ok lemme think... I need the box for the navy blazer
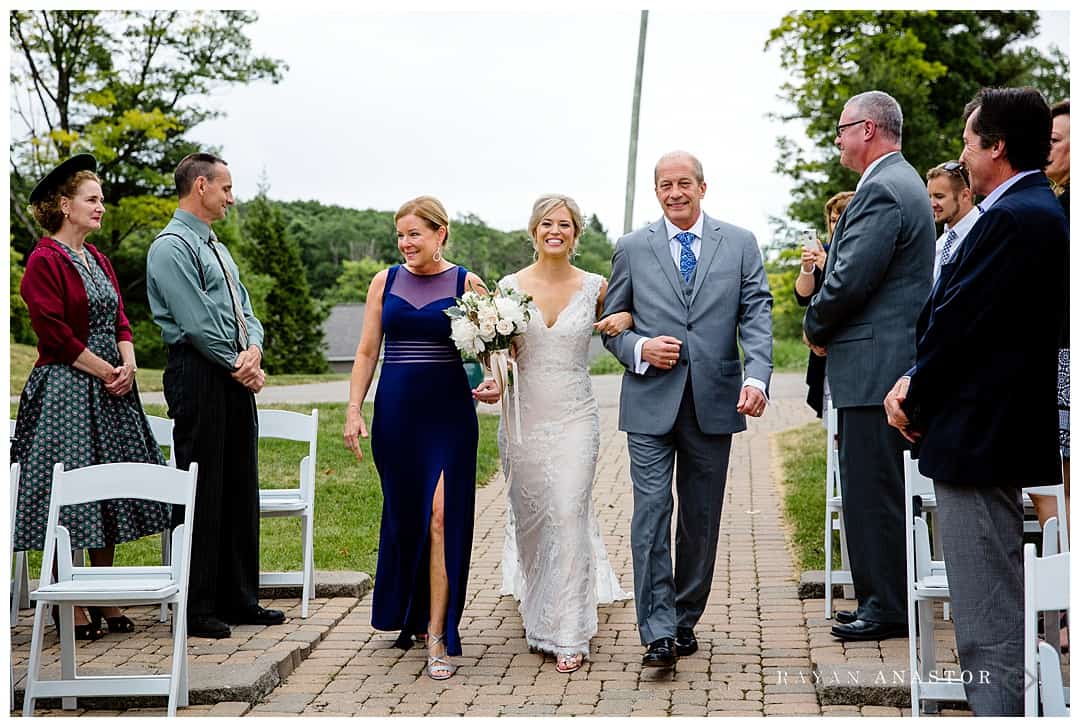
[903,172,1067,486]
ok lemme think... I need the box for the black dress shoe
[675,627,698,656]
[642,637,677,668]
[830,619,905,642]
[188,615,231,639]
[223,605,286,626]
[833,610,858,625]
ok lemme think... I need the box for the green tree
[575,214,615,278]
[325,257,387,305]
[766,10,1070,228]
[10,248,35,345]
[10,10,285,351]
[240,193,327,374]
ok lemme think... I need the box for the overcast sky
[192,8,1070,246]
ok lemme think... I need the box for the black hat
[29,153,98,205]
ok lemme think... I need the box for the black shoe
[642,637,677,668]
[52,605,105,641]
[830,619,905,642]
[675,627,698,657]
[89,607,136,634]
[833,610,858,625]
[223,605,286,626]
[188,615,231,639]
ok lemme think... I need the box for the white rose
[514,319,528,334]
[451,318,479,349]
[495,319,514,336]
[493,296,525,325]
[479,321,496,339]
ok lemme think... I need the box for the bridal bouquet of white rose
[445,285,532,442]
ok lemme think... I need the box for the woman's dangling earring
[433,245,443,263]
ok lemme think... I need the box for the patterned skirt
[11,364,170,551]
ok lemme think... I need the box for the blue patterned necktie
[940,228,958,267]
[675,231,697,283]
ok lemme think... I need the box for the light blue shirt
[976,169,1041,212]
[146,210,264,370]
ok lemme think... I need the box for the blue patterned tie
[940,228,958,267]
[675,231,697,283]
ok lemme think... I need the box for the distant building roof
[323,303,365,361]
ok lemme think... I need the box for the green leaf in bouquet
[445,306,464,318]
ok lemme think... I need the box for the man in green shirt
[147,152,284,639]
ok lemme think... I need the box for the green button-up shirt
[146,209,264,370]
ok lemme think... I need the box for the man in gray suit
[803,91,935,641]
[602,151,773,667]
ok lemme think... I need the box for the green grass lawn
[14,402,501,577]
[9,343,347,396]
[776,422,831,571]
[773,337,810,373]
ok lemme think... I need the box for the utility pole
[623,10,648,234]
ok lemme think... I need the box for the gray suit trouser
[837,405,908,623]
[933,481,1025,716]
[627,379,732,645]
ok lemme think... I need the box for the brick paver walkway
[242,375,828,717]
[16,373,949,716]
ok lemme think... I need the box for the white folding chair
[903,452,965,715]
[257,408,319,618]
[10,422,31,624]
[1023,484,1069,554]
[147,415,177,623]
[823,404,854,617]
[23,461,198,717]
[1023,543,1070,716]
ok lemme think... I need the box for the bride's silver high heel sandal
[426,631,456,680]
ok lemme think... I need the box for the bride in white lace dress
[497,194,633,673]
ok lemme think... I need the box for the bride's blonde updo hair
[528,194,584,258]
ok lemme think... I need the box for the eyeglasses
[939,161,970,188]
[835,119,868,136]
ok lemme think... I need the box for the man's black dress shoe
[642,638,677,668]
[188,615,231,639]
[833,610,858,625]
[223,605,286,626]
[830,619,905,641]
[675,627,698,657]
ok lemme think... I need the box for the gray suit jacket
[602,214,773,435]
[804,152,935,408]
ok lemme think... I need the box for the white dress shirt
[630,213,767,397]
[932,206,982,283]
[856,151,899,191]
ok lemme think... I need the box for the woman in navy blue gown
[344,196,501,680]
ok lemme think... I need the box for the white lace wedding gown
[497,271,632,658]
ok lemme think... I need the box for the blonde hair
[823,190,855,237]
[528,194,584,257]
[395,195,450,245]
[30,170,101,234]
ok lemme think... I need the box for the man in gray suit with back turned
[602,151,773,668]
[803,91,935,641]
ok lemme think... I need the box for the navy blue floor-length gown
[370,264,478,656]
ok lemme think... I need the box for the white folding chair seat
[904,452,965,715]
[257,408,319,618]
[1024,544,1071,716]
[147,414,177,623]
[22,461,198,717]
[823,404,855,617]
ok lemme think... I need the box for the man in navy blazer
[885,87,1067,716]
